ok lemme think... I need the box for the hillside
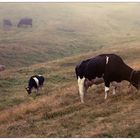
[0,3,140,137]
[0,43,140,137]
[0,3,140,67]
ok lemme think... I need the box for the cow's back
[85,55,106,80]
[35,75,44,85]
[75,55,106,80]
[75,53,127,81]
[102,54,129,82]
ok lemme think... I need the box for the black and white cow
[75,54,140,103]
[25,75,44,95]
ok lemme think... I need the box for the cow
[3,19,12,27]
[75,54,140,103]
[17,18,32,27]
[25,75,44,95]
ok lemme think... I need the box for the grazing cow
[75,54,140,103]
[17,18,32,27]
[3,19,12,27]
[25,75,44,95]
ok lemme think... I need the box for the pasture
[0,3,140,137]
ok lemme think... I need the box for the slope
[0,3,140,67]
[0,43,139,137]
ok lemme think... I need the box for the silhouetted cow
[17,18,32,27]
[75,54,140,103]
[3,19,12,28]
[25,75,44,95]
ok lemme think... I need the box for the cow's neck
[123,65,133,82]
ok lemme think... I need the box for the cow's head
[25,87,31,94]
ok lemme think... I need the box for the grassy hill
[0,3,140,137]
[0,43,140,137]
[0,3,140,67]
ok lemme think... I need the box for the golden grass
[0,44,140,137]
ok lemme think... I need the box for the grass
[0,44,140,137]
[101,124,140,138]
[33,67,48,75]
[0,3,140,138]
[42,105,83,120]
[1,3,140,68]
[0,43,139,137]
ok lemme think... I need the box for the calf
[75,54,140,103]
[25,75,44,95]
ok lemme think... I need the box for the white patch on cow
[105,86,109,92]
[105,86,109,99]
[33,77,39,87]
[38,74,42,77]
[106,56,109,64]
[78,76,86,103]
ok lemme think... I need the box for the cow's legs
[40,85,43,92]
[105,86,109,99]
[104,81,110,99]
[111,81,118,95]
[112,87,116,95]
[36,88,40,95]
[78,76,86,103]
[84,79,91,91]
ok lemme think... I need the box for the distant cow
[0,65,6,72]
[25,75,44,95]
[75,54,140,103]
[17,18,32,27]
[3,19,12,28]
